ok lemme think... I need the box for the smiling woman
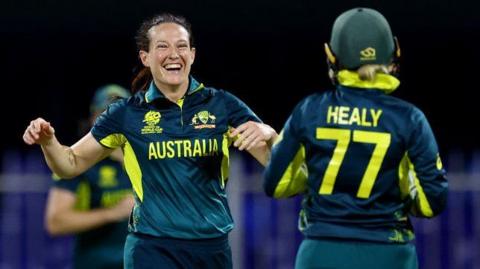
[22,12,277,269]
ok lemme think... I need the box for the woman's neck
[154,80,188,103]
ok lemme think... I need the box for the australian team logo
[191,110,216,129]
[141,111,163,134]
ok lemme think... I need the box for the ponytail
[131,67,152,93]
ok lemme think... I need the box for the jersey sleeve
[263,99,308,198]
[406,108,448,218]
[90,100,127,149]
[51,174,81,193]
[222,91,262,127]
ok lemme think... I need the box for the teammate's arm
[264,114,308,198]
[23,118,112,178]
[407,109,448,217]
[45,187,134,235]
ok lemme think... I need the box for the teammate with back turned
[263,7,448,269]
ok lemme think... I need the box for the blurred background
[1,0,479,268]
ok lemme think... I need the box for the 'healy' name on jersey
[148,138,220,160]
[327,105,382,127]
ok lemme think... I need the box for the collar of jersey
[145,76,205,103]
[337,70,400,94]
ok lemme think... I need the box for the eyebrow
[154,39,188,43]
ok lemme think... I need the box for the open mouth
[163,63,182,73]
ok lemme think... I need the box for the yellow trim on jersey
[99,133,127,148]
[176,97,184,109]
[220,132,233,189]
[272,129,284,147]
[188,83,205,95]
[410,168,434,217]
[337,70,400,94]
[403,154,434,217]
[100,134,143,201]
[75,181,91,210]
[123,140,144,201]
[398,153,410,199]
[52,173,61,181]
[273,133,308,198]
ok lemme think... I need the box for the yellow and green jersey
[264,81,448,243]
[53,157,131,268]
[91,77,260,239]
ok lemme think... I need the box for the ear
[139,50,150,67]
[190,47,196,65]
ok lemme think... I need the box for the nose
[168,48,180,59]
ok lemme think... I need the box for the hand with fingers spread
[229,121,277,151]
[23,117,55,146]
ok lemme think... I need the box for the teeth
[164,63,181,69]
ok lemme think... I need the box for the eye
[156,43,168,49]
[177,43,189,50]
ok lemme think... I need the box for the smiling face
[139,23,195,93]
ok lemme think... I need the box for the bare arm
[23,118,112,178]
[45,187,134,235]
[230,121,278,166]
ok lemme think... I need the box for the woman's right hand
[23,117,55,146]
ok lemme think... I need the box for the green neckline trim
[188,83,204,95]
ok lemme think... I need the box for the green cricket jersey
[91,77,260,239]
[264,73,448,243]
[53,157,131,269]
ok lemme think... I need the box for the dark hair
[131,13,194,93]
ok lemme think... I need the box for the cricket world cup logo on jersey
[191,110,216,129]
[141,111,163,134]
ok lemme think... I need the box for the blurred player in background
[264,7,448,269]
[45,84,134,269]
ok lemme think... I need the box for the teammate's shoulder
[296,89,334,109]
[384,94,422,113]
[307,89,335,101]
[381,94,429,124]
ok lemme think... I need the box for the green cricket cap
[330,7,395,69]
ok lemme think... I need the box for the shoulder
[103,94,144,116]
[381,94,425,120]
[294,90,332,114]
[205,87,235,99]
[201,86,246,105]
[105,96,130,112]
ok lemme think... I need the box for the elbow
[45,216,67,236]
[45,222,61,236]
[412,184,448,218]
[431,189,448,217]
[264,185,274,197]
[262,172,275,197]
